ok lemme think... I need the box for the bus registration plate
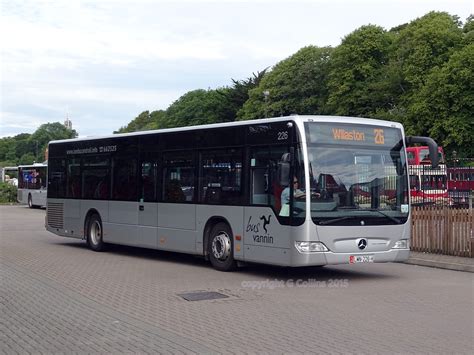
[350,255,374,263]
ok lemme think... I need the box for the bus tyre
[87,214,105,252]
[208,222,236,272]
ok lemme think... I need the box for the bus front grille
[47,202,64,229]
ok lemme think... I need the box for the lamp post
[263,90,270,118]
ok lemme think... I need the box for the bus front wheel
[87,214,105,252]
[208,222,236,272]
[28,194,34,208]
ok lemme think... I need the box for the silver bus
[45,115,438,271]
[18,163,47,208]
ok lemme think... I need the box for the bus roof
[49,115,405,145]
[18,162,48,168]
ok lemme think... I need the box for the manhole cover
[178,291,229,301]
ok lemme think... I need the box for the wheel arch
[83,208,101,239]
[202,216,232,259]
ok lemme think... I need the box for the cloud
[1,0,472,138]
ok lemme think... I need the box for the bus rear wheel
[87,214,105,251]
[208,222,236,272]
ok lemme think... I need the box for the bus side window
[162,151,194,203]
[140,161,157,202]
[112,157,137,201]
[199,148,243,205]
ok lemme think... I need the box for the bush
[0,182,17,203]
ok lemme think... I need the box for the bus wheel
[28,194,34,208]
[87,214,105,251]
[208,222,236,271]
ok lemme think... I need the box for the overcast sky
[1,0,472,138]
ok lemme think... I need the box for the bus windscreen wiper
[318,216,361,226]
[368,209,402,224]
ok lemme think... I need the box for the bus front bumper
[290,249,410,267]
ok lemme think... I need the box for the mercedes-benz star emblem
[357,238,368,250]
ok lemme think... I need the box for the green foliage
[238,46,333,120]
[409,44,474,157]
[391,12,463,90]
[326,26,391,117]
[114,110,166,133]
[163,89,231,127]
[0,122,77,165]
[30,123,78,159]
[463,15,474,44]
[0,182,17,203]
[217,70,268,122]
[118,11,472,158]
[386,12,467,146]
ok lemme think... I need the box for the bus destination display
[305,122,402,147]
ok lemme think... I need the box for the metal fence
[408,160,473,208]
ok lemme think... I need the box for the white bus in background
[1,166,18,185]
[18,163,47,208]
[45,116,439,271]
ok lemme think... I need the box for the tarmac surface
[1,205,473,354]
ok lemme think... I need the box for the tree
[114,110,166,133]
[463,15,474,44]
[29,123,77,162]
[391,12,463,91]
[384,12,463,126]
[117,71,268,133]
[216,69,268,122]
[409,44,474,157]
[238,46,333,120]
[163,89,234,128]
[0,134,33,166]
[19,153,36,165]
[326,25,392,117]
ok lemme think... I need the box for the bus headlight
[295,241,329,253]
[393,239,409,249]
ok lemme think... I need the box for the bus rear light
[295,241,328,253]
[235,235,242,241]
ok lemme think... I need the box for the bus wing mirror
[278,153,292,186]
[405,136,440,168]
[278,162,290,186]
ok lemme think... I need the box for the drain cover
[178,291,229,301]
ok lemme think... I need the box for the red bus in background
[406,146,445,165]
[407,146,449,205]
[407,146,473,206]
[447,167,474,206]
[408,164,449,205]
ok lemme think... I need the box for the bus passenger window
[163,151,194,203]
[140,161,157,202]
[199,149,243,205]
[112,158,137,201]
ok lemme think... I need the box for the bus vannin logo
[260,215,271,233]
[357,238,368,250]
[246,215,274,244]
